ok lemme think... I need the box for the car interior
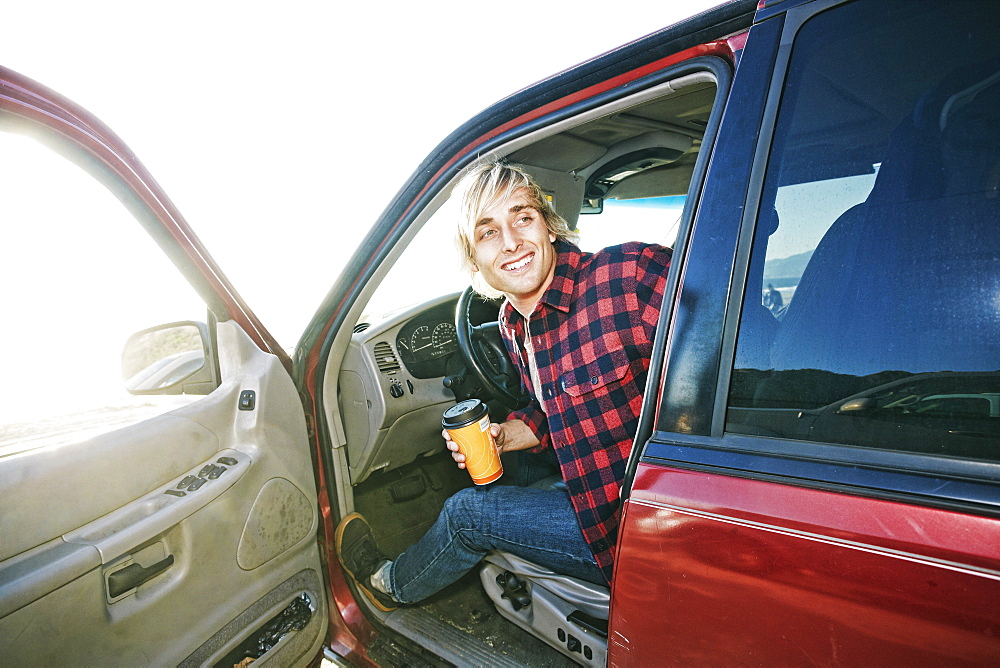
[323,69,720,665]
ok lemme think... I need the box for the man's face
[471,187,558,315]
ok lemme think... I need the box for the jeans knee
[442,487,495,549]
[442,487,482,528]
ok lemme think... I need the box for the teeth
[504,255,532,271]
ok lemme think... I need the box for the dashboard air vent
[354,322,371,333]
[373,341,400,374]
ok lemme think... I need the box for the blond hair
[455,160,577,298]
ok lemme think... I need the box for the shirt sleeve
[507,401,552,451]
[634,244,672,339]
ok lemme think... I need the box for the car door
[0,67,332,665]
[613,0,1000,664]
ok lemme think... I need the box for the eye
[478,228,497,241]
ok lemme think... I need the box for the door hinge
[304,412,316,439]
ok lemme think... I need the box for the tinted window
[727,0,1000,460]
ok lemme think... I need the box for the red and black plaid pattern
[501,240,670,582]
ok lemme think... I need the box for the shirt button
[591,375,599,385]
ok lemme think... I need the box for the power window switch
[239,390,256,411]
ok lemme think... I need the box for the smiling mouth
[502,254,533,272]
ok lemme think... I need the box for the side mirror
[837,397,874,414]
[121,321,219,395]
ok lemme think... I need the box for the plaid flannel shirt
[501,240,671,582]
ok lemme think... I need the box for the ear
[549,233,557,244]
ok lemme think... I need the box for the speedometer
[431,322,457,355]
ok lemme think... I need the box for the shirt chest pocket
[560,348,631,397]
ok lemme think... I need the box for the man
[763,282,783,314]
[336,161,671,611]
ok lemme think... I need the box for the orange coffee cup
[442,399,503,485]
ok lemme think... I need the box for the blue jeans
[387,485,605,604]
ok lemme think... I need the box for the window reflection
[727,0,1000,461]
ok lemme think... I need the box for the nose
[499,224,521,253]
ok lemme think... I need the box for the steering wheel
[455,286,527,408]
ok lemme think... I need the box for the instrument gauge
[431,322,457,355]
[409,325,432,355]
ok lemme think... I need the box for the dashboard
[394,302,459,378]
[337,293,506,484]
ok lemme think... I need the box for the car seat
[479,476,610,666]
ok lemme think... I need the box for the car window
[0,131,208,454]
[576,196,684,252]
[362,195,468,319]
[727,0,1000,460]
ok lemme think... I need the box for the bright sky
[2,0,722,347]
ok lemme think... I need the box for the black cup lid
[442,399,487,427]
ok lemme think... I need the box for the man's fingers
[442,431,467,468]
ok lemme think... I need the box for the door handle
[107,554,174,598]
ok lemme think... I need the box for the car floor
[354,452,576,667]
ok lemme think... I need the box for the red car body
[616,467,999,664]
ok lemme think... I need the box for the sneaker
[335,513,398,612]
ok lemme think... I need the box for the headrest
[870,58,999,204]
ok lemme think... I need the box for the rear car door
[613,0,1000,663]
[0,68,329,664]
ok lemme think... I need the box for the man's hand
[442,419,540,469]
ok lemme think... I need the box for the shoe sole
[335,512,398,613]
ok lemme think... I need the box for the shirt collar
[501,240,583,329]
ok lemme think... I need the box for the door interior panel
[0,413,219,564]
[0,321,327,664]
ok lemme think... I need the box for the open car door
[0,67,331,665]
